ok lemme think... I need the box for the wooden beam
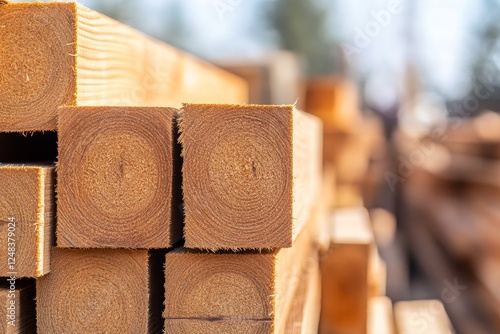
[164,205,321,333]
[37,249,161,333]
[305,77,361,134]
[284,252,321,334]
[179,104,322,249]
[367,297,395,334]
[320,208,374,334]
[0,3,247,132]
[0,164,53,277]
[0,281,36,334]
[164,319,272,333]
[394,300,455,334]
[56,106,182,248]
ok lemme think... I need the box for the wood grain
[37,249,156,334]
[0,3,247,132]
[56,106,181,248]
[394,300,455,334]
[0,165,54,277]
[164,204,322,333]
[319,208,374,334]
[165,319,272,334]
[180,104,322,249]
[0,280,36,334]
[283,252,320,334]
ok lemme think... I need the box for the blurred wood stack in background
[397,111,500,334]
[217,51,305,109]
[305,77,388,209]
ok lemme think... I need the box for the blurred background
[21,0,500,332]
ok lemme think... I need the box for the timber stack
[397,112,500,333]
[0,2,325,333]
[0,2,458,334]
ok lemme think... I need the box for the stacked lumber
[0,2,249,333]
[396,111,500,333]
[319,207,457,334]
[305,77,387,208]
[319,207,391,334]
[165,104,324,332]
[0,3,405,334]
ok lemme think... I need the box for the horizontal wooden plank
[0,3,247,131]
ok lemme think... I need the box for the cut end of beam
[37,248,150,333]
[164,249,276,321]
[180,103,322,250]
[57,106,181,248]
[180,104,294,249]
[0,3,77,131]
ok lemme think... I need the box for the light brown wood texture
[284,251,321,334]
[164,205,321,333]
[367,297,395,334]
[37,248,160,334]
[394,300,454,334]
[320,208,374,334]
[305,77,361,134]
[0,165,53,277]
[180,104,322,249]
[56,106,181,248]
[0,281,36,334]
[0,3,247,132]
[165,319,272,334]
